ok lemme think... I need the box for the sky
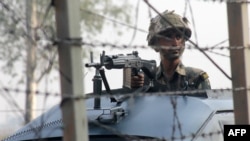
[0,0,244,138]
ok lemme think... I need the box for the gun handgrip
[131,68,140,76]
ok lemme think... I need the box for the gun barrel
[85,63,101,68]
[104,58,125,69]
[85,51,156,79]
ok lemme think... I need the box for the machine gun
[86,51,156,78]
[85,51,157,108]
[103,51,156,81]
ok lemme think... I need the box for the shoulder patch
[200,72,209,80]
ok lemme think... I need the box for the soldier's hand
[131,73,145,88]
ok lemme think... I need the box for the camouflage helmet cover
[147,10,192,45]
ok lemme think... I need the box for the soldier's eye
[159,29,185,40]
[175,34,183,40]
[165,33,172,39]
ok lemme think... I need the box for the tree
[0,0,132,124]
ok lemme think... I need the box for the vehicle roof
[3,90,234,141]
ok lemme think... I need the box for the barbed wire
[0,81,25,119]
[2,85,250,100]
[0,87,60,97]
[3,110,225,141]
[52,38,248,51]
[143,0,232,81]
[89,119,223,141]
[0,109,48,113]
[4,116,223,141]
[80,8,148,34]
[71,0,231,62]
[1,0,249,140]
[2,85,228,141]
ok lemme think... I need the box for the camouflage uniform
[152,62,211,91]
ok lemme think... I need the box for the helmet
[147,10,192,46]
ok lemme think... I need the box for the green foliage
[0,0,132,85]
[80,0,132,38]
[0,0,26,80]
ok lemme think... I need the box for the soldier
[131,10,211,91]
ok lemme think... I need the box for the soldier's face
[156,31,185,61]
